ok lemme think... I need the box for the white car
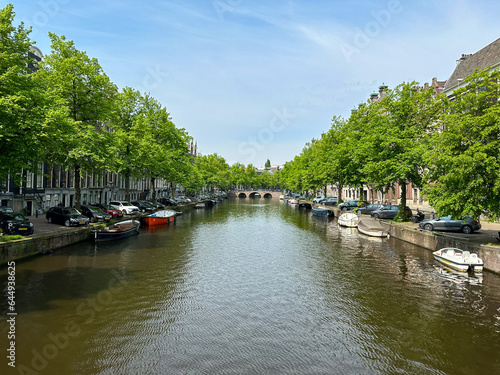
[109,201,140,215]
[312,195,327,203]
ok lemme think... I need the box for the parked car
[159,198,178,206]
[419,215,481,234]
[0,212,34,235]
[312,195,326,203]
[318,197,338,206]
[80,205,112,223]
[0,206,14,214]
[370,205,412,220]
[338,200,366,211]
[46,207,90,227]
[148,201,165,210]
[93,204,124,219]
[357,204,384,215]
[109,201,140,215]
[131,200,156,213]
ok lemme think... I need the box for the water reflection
[1,199,500,374]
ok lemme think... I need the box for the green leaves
[0,5,44,180]
[423,69,500,219]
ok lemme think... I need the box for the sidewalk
[399,219,500,246]
[27,215,83,236]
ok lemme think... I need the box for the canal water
[2,199,500,374]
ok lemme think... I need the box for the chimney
[456,53,472,65]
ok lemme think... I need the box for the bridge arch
[233,190,282,199]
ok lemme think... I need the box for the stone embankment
[0,202,197,265]
[347,209,500,274]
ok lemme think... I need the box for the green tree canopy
[424,68,500,220]
[0,5,45,180]
[36,32,117,208]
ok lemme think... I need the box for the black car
[370,205,413,220]
[0,212,34,235]
[338,200,367,211]
[80,205,112,223]
[318,197,338,206]
[131,200,156,213]
[46,207,90,227]
[149,201,165,210]
[357,204,384,215]
[159,198,178,206]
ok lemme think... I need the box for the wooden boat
[141,210,176,226]
[311,206,334,217]
[433,247,483,273]
[338,212,358,228]
[357,219,388,237]
[94,219,140,242]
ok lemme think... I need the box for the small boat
[289,198,298,204]
[296,202,312,209]
[94,219,140,242]
[141,210,176,226]
[311,206,334,217]
[433,247,483,273]
[195,202,205,208]
[338,212,358,227]
[357,219,388,237]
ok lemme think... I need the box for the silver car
[419,215,481,234]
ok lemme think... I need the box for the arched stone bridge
[233,190,282,199]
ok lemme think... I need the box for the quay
[2,201,500,274]
[0,202,197,265]
[341,210,500,274]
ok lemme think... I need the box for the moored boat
[338,212,358,228]
[297,202,312,209]
[94,219,140,242]
[357,219,388,237]
[311,206,334,217]
[433,247,483,273]
[141,210,176,226]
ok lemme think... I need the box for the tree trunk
[338,184,343,203]
[125,171,130,202]
[151,177,156,201]
[399,180,408,220]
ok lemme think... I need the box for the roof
[444,37,500,92]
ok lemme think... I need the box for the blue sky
[9,0,500,166]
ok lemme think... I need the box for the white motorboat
[433,247,483,273]
[357,219,388,237]
[338,212,358,228]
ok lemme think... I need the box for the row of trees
[2,4,283,205]
[280,69,500,221]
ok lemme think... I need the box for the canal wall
[383,221,500,274]
[0,204,198,265]
[0,226,92,264]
